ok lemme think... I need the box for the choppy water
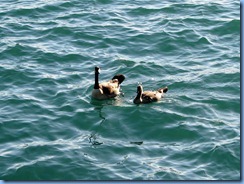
[0,0,240,180]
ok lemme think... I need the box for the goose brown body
[92,66,125,100]
[133,84,168,104]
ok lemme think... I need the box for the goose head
[95,66,100,74]
[137,84,143,95]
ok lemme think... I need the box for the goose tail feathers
[157,86,168,93]
[112,74,125,84]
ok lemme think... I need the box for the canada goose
[133,84,168,104]
[92,66,125,100]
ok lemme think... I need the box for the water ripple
[0,0,240,180]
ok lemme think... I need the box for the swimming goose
[92,66,125,100]
[133,84,168,104]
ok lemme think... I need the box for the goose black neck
[135,90,142,100]
[94,72,99,89]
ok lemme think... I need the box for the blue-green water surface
[0,0,240,180]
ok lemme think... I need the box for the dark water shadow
[88,94,140,147]
[88,97,120,146]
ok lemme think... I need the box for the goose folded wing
[99,82,118,95]
[142,91,158,102]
